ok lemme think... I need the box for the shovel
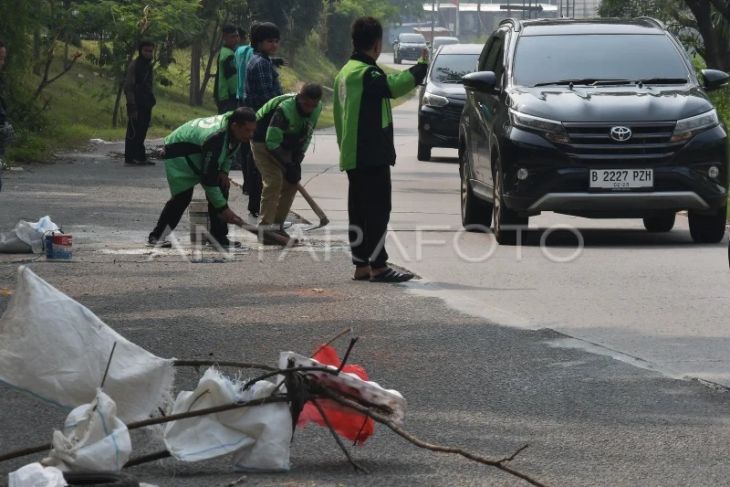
[229,175,330,232]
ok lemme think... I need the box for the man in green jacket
[333,17,428,283]
[214,25,240,114]
[147,108,256,248]
[251,84,322,244]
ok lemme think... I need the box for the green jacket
[163,112,241,210]
[334,52,427,171]
[253,94,322,163]
[214,46,237,103]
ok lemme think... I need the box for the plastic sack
[0,216,59,254]
[8,463,67,487]
[0,266,175,422]
[43,390,132,472]
[164,368,292,472]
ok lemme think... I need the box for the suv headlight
[672,109,720,142]
[423,92,449,108]
[509,108,569,144]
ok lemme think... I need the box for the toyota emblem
[610,126,632,142]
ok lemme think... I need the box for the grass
[6,35,420,163]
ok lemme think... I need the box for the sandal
[352,274,370,281]
[369,268,415,283]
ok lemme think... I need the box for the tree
[75,0,200,125]
[324,0,399,65]
[247,0,323,63]
[599,0,730,71]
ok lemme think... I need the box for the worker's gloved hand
[271,57,287,68]
[219,207,244,226]
[128,105,138,121]
[284,163,301,184]
[419,48,429,63]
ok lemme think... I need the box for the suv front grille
[562,121,680,165]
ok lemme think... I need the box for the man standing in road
[124,40,156,166]
[147,108,256,249]
[214,25,240,114]
[0,40,11,192]
[251,83,323,245]
[244,22,283,219]
[334,17,428,283]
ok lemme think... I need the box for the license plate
[590,169,653,190]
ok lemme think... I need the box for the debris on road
[0,266,175,423]
[0,267,545,486]
[43,390,132,472]
[164,368,292,471]
[8,462,67,487]
[0,217,59,254]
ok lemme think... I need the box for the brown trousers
[251,142,298,226]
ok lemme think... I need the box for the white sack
[0,266,175,422]
[0,217,59,254]
[43,390,132,472]
[164,368,292,472]
[8,463,67,487]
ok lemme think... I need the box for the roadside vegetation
[0,0,423,162]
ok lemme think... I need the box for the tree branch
[318,386,544,487]
[311,399,369,473]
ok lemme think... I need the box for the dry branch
[317,386,545,487]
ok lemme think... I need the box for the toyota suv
[459,18,729,244]
[393,33,428,64]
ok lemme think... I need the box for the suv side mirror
[461,71,498,93]
[702,69,729,92]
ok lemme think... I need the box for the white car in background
[431,36,459,54]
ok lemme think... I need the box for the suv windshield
[431,53,479,83]
[513,34,690,87]
[400,34,425,43]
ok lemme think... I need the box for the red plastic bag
[296,345,375,445]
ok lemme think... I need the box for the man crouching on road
[251,83,323,246]
[147,107,256,248]
[334,17,428,283]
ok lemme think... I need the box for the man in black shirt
[124,41,156,166]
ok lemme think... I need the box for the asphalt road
[299,56,730,389]
[1,57,730,485]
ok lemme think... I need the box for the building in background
[558,0,602,18]
[413,1,603,42]
[421,2,560,40]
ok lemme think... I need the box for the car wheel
[643,213,676,233]
[493,160,528,245]
[460,159,492,231]
[417,139,431,161]
[689,207,727,243]
[63,472,139,487]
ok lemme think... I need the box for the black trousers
[244,146,262,215]
[150,184,230,243]
[124,104,152,162]
[347,165,392,269]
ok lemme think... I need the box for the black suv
[393,33,427,64]
[418,43,481,161]
[459,18,729,244]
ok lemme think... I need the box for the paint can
[45,232,73,260]
[189,199,209,244]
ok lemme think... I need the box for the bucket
[45,232,73,260]
[189,199,210,244]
